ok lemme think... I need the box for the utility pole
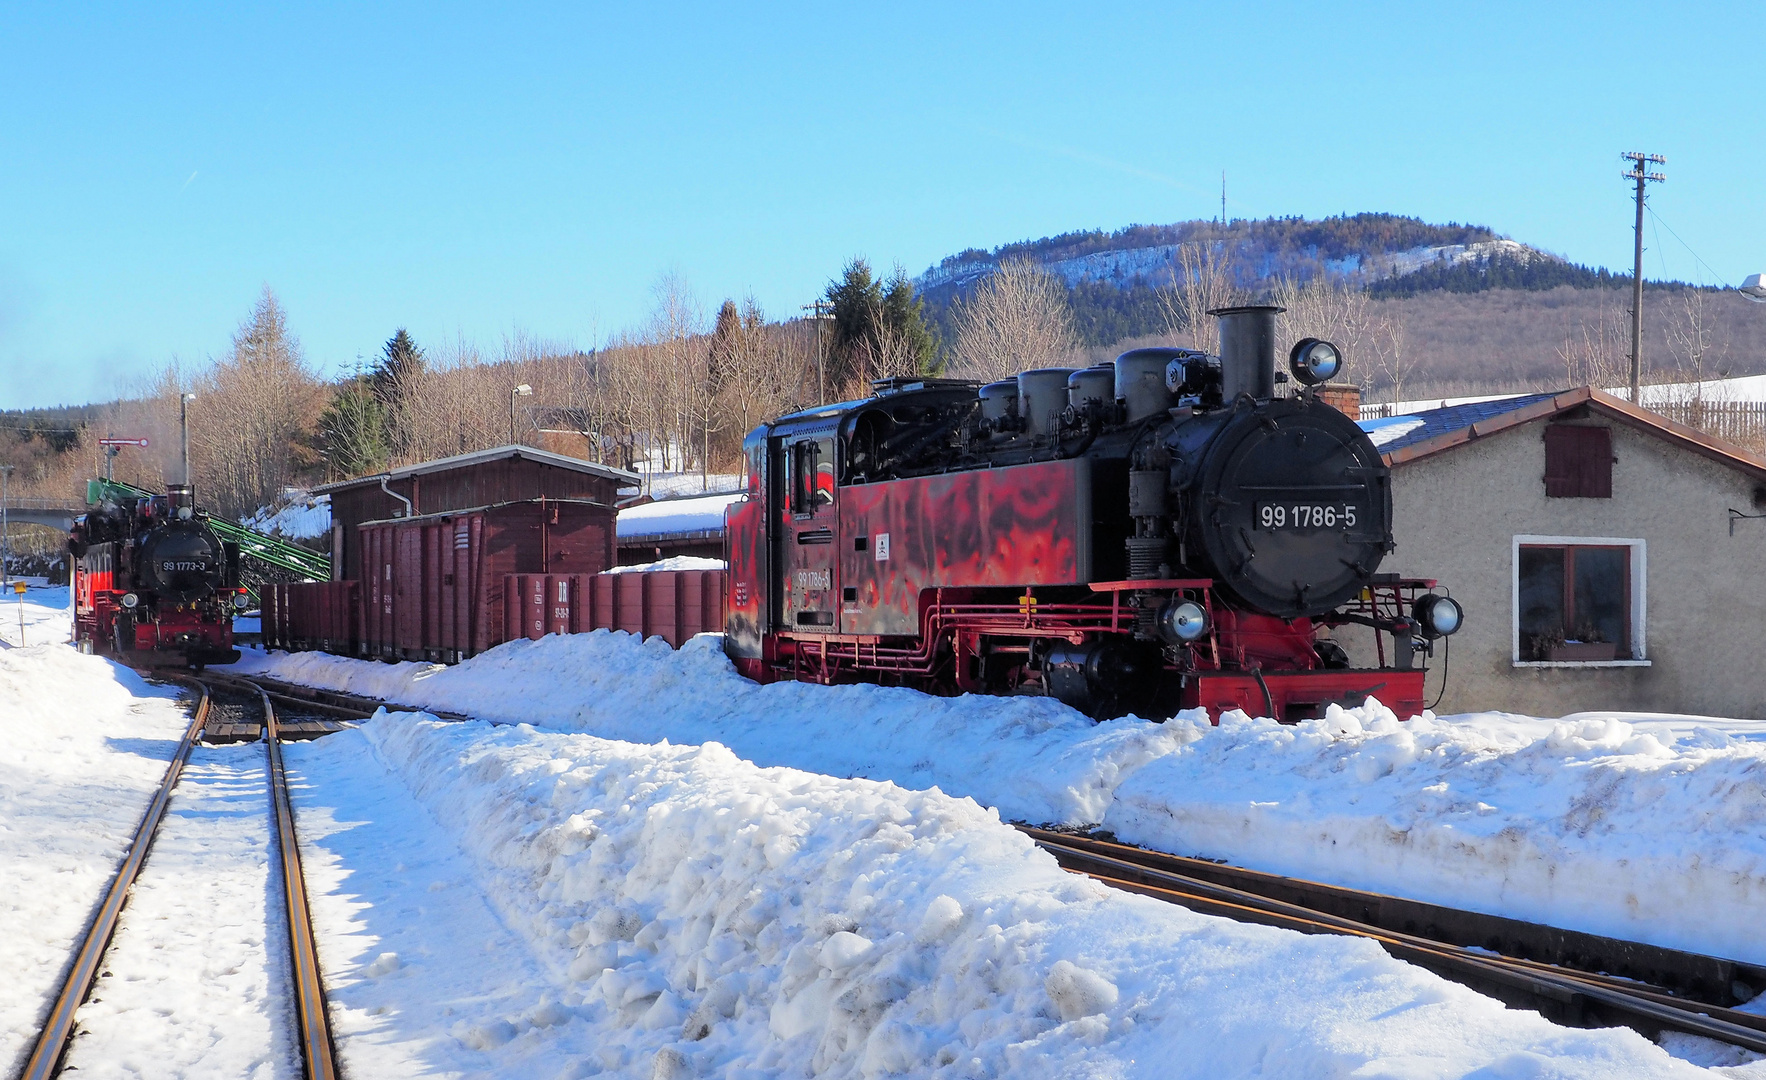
[1622,152,1665,403]
[0,464,13,586]
[1221,171,1227,226]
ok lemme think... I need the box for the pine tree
[315,376,389,480]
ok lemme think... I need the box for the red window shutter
[1543,425,1612,498]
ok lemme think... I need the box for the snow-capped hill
[1378,237,1547,278]
[916,230,1554,294]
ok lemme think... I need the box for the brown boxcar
[503,569,724,648]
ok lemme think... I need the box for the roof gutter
[380,476,413,518]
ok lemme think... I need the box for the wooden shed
[316,445,640,583]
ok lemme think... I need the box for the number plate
[1256,503,1359,530]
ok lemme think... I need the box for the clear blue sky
[1,2,1760,409]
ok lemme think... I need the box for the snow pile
[0,646,191,1072]
[232,632,1187,826]
[301,711,1695,1078]
[1106,704,1766,966]
[618,492,745,540]
[241,491,331,540]
[234,631,1766,974]
[605,555,726,574]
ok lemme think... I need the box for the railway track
[1023,826,1766,1054]
[15,675,349,1080]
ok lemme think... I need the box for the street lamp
[1741,274,1766,304]
[179,392,197,487]
[509,384,533,444]
[800,300,833,405]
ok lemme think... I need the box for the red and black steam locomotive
[724,305,1463,720]
[70,483,246,668]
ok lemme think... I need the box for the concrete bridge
[3,497,82,532]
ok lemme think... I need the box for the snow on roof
[1357,393,1557,456]
[617,491,745,539]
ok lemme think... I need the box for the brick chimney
[1317,384,1362,418]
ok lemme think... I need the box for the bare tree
[189,288,323,516]
[946,258,1082,382]
[1366,316,1415,405]
[1554,295,1630,393]
[1157,242,1239,354]
[1268,276,1377,388]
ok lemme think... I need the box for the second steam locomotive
[70,482,246,668]
[724,305,1462,720]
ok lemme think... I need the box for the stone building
[1345,387,1766,719]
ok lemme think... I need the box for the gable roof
[1376,386,1766,482]
[314,444,640,494]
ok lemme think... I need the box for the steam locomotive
[70,483,246,668]
[724,305,1463,720]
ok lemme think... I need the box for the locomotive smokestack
[1211,305,1284,402]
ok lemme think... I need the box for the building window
[1543,425,1612,498]
[1512,536,1646,665]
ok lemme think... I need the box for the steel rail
[256,686,340,1080]
[1030,834,1766,1053]
[16,682,209,1080]
[1020,826,1766,1002]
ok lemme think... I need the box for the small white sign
[875,533,890,562]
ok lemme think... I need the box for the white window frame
[1511,535,1650,668]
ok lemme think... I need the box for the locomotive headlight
[232,592,251,610]
[1412,594,1464,639]
[1288,338,1343,385]
[121,592,139,609]
[1160,599,1210,644]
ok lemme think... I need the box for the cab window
[791,439,835,514]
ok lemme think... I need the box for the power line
[1645,205,1726,287]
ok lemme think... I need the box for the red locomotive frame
[725,428,1438,722]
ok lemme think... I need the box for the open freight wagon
[261,496,725,660]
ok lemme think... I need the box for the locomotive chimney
[1211,305,1284,402]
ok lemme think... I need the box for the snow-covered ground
[227,632,1766,976]
[242,491,331,541]
[0,646,193,1073]
[5,601,1764,1075]
[0,578,69,649]
[61,742,301,1079]
[274,710,1713,1078]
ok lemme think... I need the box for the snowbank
[297,711,1697,1078]
[231,632,1766,971]
[231,632,1186,826]
[605,555,726,574]
[1106,704,1766,967]
[0,646,192,1072]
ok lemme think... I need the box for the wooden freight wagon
[504,569,725,647]
[361,498,615,661]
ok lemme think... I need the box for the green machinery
[85,479,331,598]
